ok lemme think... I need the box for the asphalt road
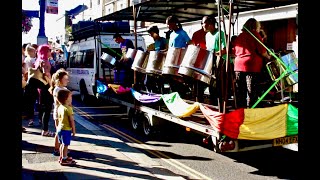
[72,94,299,180]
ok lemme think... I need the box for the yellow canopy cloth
[238,104,289,140]
[161,92,199,118]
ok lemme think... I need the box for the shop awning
[94,0,298,23]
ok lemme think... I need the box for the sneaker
[52,150,60,156]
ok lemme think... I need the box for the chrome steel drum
[131,50,149,73]
[145,51,166,75]
[280,52,298,86]
[266,59,298,92]
[125,48,137,60]
[100,52,117,66]
[178,45,214,84]
[162,47,187,76]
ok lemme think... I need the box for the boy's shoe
[58,156,74,163]
[59,157,76,166]
[52,150,60,156]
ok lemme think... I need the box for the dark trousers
[24,78,53,131]
[166,75,192,98]
[145,74,164,94]
[38,85,53,131]
[234,72,260,108]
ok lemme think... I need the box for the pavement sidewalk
[22,112,186,180]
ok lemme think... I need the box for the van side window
[75,51,84,67]
[69,51,77,68]
[69,49,94,68]
[83,49,94,68]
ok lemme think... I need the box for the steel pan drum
[266,59,298,92]
[178,45,214,84]
[145,51,166,75]
[131,50,149,73]
[100,52,117,66]
[162,47,187,76]
[125,48,137,60]
[280,52,298,86]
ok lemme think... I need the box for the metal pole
[133,4,137,86]
[37,0,48,45]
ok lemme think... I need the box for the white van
[66,33,146,102]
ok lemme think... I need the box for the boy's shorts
[57,130,72,146]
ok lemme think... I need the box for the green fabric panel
[286,104,298,136]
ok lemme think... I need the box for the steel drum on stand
[131,50,149,73]
[100,52,117,67]
[145,51,166,75]
[162,47,187,77]
[125,48,138,60]
[178,45,214,84]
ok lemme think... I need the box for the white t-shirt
[53,86,68,120]
[24,57,36,69]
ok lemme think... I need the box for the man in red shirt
[234,18,271,108]
[191,27,207,49]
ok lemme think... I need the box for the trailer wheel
[128,108,140,130]
[211,136,222,153]
[142,113,152,136]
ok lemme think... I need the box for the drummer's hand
[119,57,128,62]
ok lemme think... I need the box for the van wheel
[80,80,88,103]
[142,113,152,136]
[128,108,140,130]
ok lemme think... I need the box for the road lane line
[74,106,212,180]
[73,107,94,120]
[101,124,212,180]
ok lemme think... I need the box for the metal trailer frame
[96,92,298,152]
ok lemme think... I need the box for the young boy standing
[56,89,76,166]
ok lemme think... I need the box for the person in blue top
[113,33,135,87]
[166,15,192,48]
[147,26,168,52]
[165,15,193,97]
[145,26,168,93]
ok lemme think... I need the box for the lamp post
[37,0,48,45]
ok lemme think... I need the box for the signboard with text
[46,0,58,14]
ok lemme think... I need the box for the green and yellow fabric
[161,92,200,118]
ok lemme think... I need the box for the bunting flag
[108,84,131,94]
[96,80,108,94]
[199,104,244,139]
[104,86,298,140]
[161,92,199,118]
[130,89,162,103]
[200,103,298,140]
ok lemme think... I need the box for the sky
[22,0,86,44]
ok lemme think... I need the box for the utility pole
[37,0,48,45]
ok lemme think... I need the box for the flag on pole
[46,0,58,14]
